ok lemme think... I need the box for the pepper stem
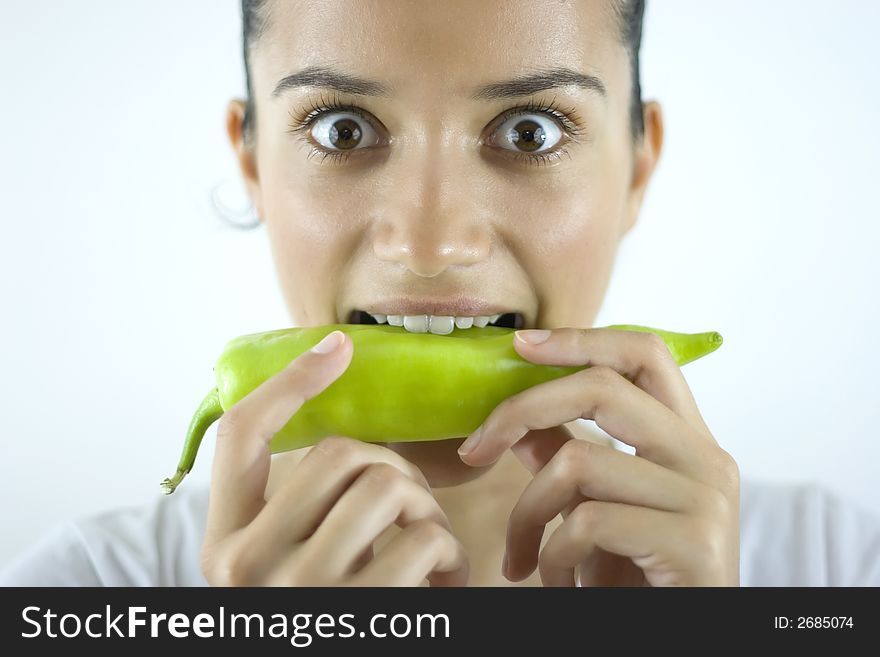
[160,386,224,495]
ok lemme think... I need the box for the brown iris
[329,118,362,150]
[506,119,546,152]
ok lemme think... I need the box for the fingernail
[502,552,509,579]
[515,329,551,345]
[457,427,482,456]
[310,330,344,354]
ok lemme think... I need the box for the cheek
[263,163,366,244]
[259,167,368,322]
[503,171,627,327]
[506,168,625,268]
[526,191,620,301]
[522,192,618,257]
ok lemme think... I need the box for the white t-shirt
[1,477,878,586]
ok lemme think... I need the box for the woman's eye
[490,113,564,154]
[309,112,381,151]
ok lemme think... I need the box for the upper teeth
[369,313,503,335]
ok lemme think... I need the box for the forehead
[254,0,625,98]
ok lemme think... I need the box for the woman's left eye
[488,113,565,155]
[308,112,381,152]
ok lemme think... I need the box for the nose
[371,140,492,278]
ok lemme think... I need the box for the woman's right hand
[200,330,469,587]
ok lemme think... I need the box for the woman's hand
[457,327,739,587]
[201,331,469,587]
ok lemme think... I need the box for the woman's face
[228,0,662,484]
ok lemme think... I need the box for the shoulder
[0,484,211,587]
[740,478,880,586]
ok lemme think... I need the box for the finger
[461,364,709,480]
[206,330,353,542]
[537,500,690,587]
[509,425,574,476]
[513,327,711,434]
[248,436,432,549]
[505,440,702,581]
[509,426,591,522]
[200,525,285,586]
[225,446,436,586]
[349,520,469,587]
[351,543,375,572]
[301,462,453,578]
[540,547,645,587]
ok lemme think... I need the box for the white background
[1,0,878,567]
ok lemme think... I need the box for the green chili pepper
[160,324,723,494]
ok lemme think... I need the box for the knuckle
[362,462,409,494]
[641,332,672,362]
[276,572,304,587]
[370,443,429,488]
[720,450,741,488]
[199,544,216,580]
[311,435,360,463]
[710,448,741,494]
[406,462,432,491]
[308,439,430,492]
[696,484,730,519]
[686,519,727,574]
[275,560,314,587]
[569,500,600,535]
[550,439,592,480]
[216,405,245,440]
[204,546,254,587]
[584,364,617,388]
[408,519,449,547]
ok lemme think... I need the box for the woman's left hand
[457,327,740,587]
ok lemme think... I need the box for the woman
[3,0,878,587]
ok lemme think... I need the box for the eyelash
[286,90,587,167]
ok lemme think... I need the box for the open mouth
[348,310,526,334]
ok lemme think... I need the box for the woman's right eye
[307,112,382,152]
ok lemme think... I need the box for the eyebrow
[472,67,607,100]
[272,65,392,98]
[272,65,606,100]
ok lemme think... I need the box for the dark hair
[614,0,646,140]
[240,0,645,147]
[240,0,271,149]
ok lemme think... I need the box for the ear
[620,100,664,237]
[226,98,264,220]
